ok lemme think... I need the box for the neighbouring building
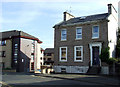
[53,4,118,74]
[118,1,120,28]
[44,48,54,65]
[0,30,42,73]
[40,48,44,66]
[41,48,54,74]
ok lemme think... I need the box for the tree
[116,27,120,58]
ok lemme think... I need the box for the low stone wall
[54,66,89,74]
[100,66,109,75]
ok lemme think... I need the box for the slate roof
[54,13,109,27]
[44,48,54,54]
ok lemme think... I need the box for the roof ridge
[75,13,108,18]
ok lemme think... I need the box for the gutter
[54,19,108,28]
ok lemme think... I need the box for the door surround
[89,42,102,66]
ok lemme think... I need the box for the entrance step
[86,66,101,75]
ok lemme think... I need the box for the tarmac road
[1,72,120,87]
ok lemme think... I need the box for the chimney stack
[63,12,74,21]
[108,4,112,14]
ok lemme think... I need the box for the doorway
[92,46,100,66]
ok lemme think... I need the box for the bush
[99,47,110,63]
[3,67,11,70]
[108,58,118,64]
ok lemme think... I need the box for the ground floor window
[59,47,67,61]
[61,68,66,73]
[0,51,6,57]
[74,46,83,62]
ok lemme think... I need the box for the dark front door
[92,47,100,66]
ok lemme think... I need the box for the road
[2,72,120,86]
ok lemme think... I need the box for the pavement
[35,73,120,86]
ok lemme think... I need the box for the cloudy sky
[0,0,119,49]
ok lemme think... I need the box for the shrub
[108,57,118,64]
[4,67,11,70]
[99,47,110,63]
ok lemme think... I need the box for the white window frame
[74,46,83,62]
[59,47,67,62]
[76,27,82,40]
[61,29,67,41]
[92,25,99,39]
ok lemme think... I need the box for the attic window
[79,16,86,19]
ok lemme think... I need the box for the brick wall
[54,20,108,66]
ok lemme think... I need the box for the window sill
[92,37,99,39]
[61,40,67,41]
[74,60,83,62]
[75,38,82,40]
[59,60,67,62]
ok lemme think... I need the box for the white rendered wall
[40,49,44,66]
[118,2,120,28]
[34,41,42,73]
[108,6,118,58]
[36,43,41,70]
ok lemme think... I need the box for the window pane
[14,55,17,59]
[76,58,82,60]
[61,30,66,40]
[76,51,81,56]
[61,57,66,60]
[0,41,1,45]
[62,51,66,57]
[14,49,18,55]
[76,47,81,50]
[0,52,2,56]
[93,26,98,33]
[2,41,6,46]
[61,48,66,51]
[76,28,82,39]
[62,30,66,34]
[15,44,18,48]
[93,33,98,37]
[60,47,67,61]
[77,35,82,39]
[92,26,99,38]
[75,46,83,61]
[77,28,82,34]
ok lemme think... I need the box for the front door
[92,46,100,66]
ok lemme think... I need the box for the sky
[0,0,119,49]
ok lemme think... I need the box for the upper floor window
[61,29,67,41]
[40,57,42,60]
[92,25,99,39]
[59,47,67,61]
[0,40,6,46]
[74,46,83,62]
[44,58,46,60]
[48,58,51,61]
[15,44,18,48]
[76,27,82,39]
[0,51,6,57]
[47,53,52,56]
